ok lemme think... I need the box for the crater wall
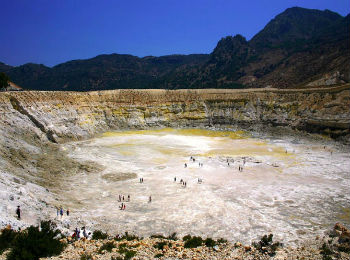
[1,85,349,144]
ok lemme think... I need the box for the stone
[244,245,251,251]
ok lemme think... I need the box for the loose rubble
[1,224,348,260]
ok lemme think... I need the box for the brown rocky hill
[1,7,349,91]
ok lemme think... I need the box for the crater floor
[56,128,349,244]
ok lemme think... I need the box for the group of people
[56,206,69,218]
[72,226,90,239]
[118,194,130,210]
[118,194,130,202]
[226,157,246,172]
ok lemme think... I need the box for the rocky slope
[1,85,349,143]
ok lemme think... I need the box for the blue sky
[0,0,348,67]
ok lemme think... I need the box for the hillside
[1,7,349,91]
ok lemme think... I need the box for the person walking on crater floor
[67,209,70,216]
[149,196,152,203]
[60,207,63,218]
[16,206,21,220]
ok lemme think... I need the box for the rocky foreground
[43,224,350,260]
[1,223,348,260]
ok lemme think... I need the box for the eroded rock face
[1,85,349,144]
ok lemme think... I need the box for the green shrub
[182,234,192,241]
[99,241,115,253]
[6,220,66,260]
[92,230,108,240]
[252,234,280,256]
[216,238,227,244]
[167,232,178,240]
[80,253,93,260]
[184,236,203,248]
[115,232,139,241]
[153,241,167,250]
[118,243,137,260]
[0,228,17,253]
[204,237,216,247]
[154,253,164,258]
[151,234,165,239]
[337,244,350,253]
[124,250,136,260]
[320,242,334,260]
[111,257,124,260]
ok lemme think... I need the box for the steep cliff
[1,85,349,144]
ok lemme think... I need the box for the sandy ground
[33,128,350,245]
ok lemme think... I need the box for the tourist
[67,209,70,216]
[174,177,176,182]
[149,196,152,202]
[16,206,21,220]
[123,204,126,210]
[74,227,79,239]
[83,227,88,238]
[119,195,121,201]
[127,195,130,201]
[120,203,124,210]
[60,207,63,218]
[122,195,125,201]
[184,163,187,168]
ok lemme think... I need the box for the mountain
[164,7,349,89]
[1,7,349,90]
[0,54,209,91]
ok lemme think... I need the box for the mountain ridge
[1,7,349,91]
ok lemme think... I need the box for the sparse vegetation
[252,233,280,256]
[0,228,17,253]
[6,220,66,260]
[167,232,178,240]
[154,253,164,258]
[114,232,140,241]
[0,72,9,91]
[99,241,116,253]
[320,242,334,260]
[80,253,93,260]
[151,232,177,240]
[204,237,216,247]
[183,235,203,248]
[92,230,108,240]
[118,243,137,260]
[216,238,227,244]
[153,241,172,250]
